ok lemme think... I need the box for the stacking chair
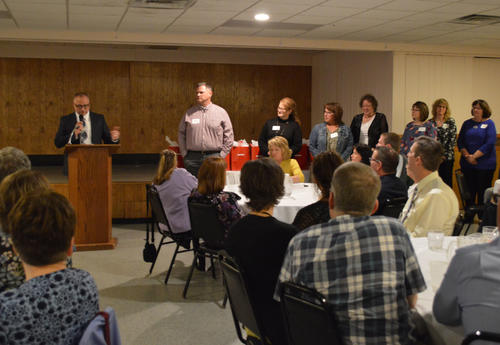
[147,184,193,285]
[381,196,408,219]
[455,169,483,234]
[462,330,500,345]
[220,255,268,345]
[279,282,342,345]
[183,201,227,299]
[79,307,121,345]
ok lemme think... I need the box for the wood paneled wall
[0,58,311,155]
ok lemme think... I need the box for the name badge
[192,119,200,124]
[418,127,426,132]
[272,125,280,131]
[442,124,448,129]
[330,132,338,138]
[481,124,488,129]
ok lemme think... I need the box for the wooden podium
[65,144,120,251]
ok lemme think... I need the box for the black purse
[143,185,157,263]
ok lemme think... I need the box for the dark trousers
[183,151,220,178]
[463,167,495,206]
[438,159,454,188]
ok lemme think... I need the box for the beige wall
[392,53,500,134]
[311,51,393,136]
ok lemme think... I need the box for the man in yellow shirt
[399,136,459,236]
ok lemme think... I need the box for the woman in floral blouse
[400,101,437,156]
[188,156,243,248]
[430,98,457,187]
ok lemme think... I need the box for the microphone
[79,114,85,127]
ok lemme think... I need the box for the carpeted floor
[72,224,240,345]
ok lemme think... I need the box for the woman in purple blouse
[189,157,243,247]
[400,101,437,156]
[153,149,198,234]
[457,99,497,206]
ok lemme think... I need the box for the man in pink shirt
[178,82,234,177]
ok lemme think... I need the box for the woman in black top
[226,158,297,345]
[350,94,388,149]
[293,151,344,231]
[258,97,302,157]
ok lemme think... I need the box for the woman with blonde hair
[268,136,304,183]
[188,157,242,246]
[429,98,457,187]
[258,97,302,158]
[153,149,197,235]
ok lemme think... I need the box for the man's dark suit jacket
[54,112,117,148]
[375,174,408,215]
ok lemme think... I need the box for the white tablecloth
[224,183,320,224]
[411,237,464,345]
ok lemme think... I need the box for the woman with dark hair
[350,94,389,149]
[0,170,50,293]
[309,102,353,161]
[350,143,372,165]
[226,158,298,345]
[153,149,197,235]
[189,157,243,245]
[293,151,344,230]
[429,98,457,187]
[258,97,302,157]
[400,101,437,156]
[457,99,497,206]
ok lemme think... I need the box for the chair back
[79,307,121,345]
[188,202,226,248]
[462,330,500,345]
[147,185,172,233]
[220,256,265,341]
[280,282,341,345]
[382,196,408,218]
[455,169,473,208]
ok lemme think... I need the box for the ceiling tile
[0,2,6,11]
[70,16,121,31]
[255,28,306,37]
[211,26,262,35]
[180,8,237,21]
[284,15,334,25]
[298,25,353,39]
[166,24,216,33]
[333,16,388,29]
[350,9,416,21]
[319,0,393,9]
[119,8,182,32]
[189,0,260,11]
[69,5,125,16]
[433,2,500,15]
[70,0,127,5]
[0,19,17,29]
[298,6,364,18]
[377,0,445,11]
[411,35,461,44]
[5,0,65,4]
[460,0,500,5]
[263,0,324,4]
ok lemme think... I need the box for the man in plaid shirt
[276,162,426,345]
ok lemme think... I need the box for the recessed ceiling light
[255,13,270,21]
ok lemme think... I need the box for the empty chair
[280,282,342,345]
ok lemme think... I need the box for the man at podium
[54,92,120,148]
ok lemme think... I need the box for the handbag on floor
[143,185,157,263]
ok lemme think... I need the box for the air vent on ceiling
[129,0,196,10]
[449,14,500,25]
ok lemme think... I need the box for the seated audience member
[226,158,297,345]
[277,162,426,345]
[370,146,408,215]
[0,190,99,345]
[350,143,371,165]
[433,199,500,336]
[293,151,343,230]
[268,136,304,183]
[377,132,412,187]
[152,149,197,237]
[399,136,459,237]
[189,156,243,246]
[0,147,31,182]
[479,179,500,231]
[0,170,51,293]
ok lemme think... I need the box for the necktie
[79,115,88,142]
[400,186,418,223]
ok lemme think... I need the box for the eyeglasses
[277,107,288,112]
[74,104,90,109]
[324,111,334,115]
[369,157,380,163]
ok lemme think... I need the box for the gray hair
[197,82,213,92]
[0,147,31,182]
[331,162,381,216]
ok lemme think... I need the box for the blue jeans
[183,151,221,177]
